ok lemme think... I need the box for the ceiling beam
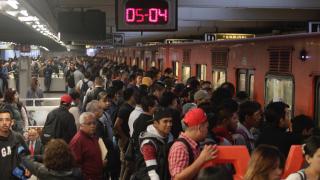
[180,0,320,9]
[179,8,320,21]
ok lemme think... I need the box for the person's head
[79,112,96,135]
[150,82,165,100]
[86,100,103,119]
[152,107,173,137]
[60,94,72,108]
[302,136,320,173]
[0,108,13,136]
[210,87,233,111]
[94,76,104,87]
[197,166,233,180]
[291,115,314,138]
[142,77,153,87]
[123,88,135,104]
[265,101,290,129]
[220,82,235,97]
[84,71,91,79]
[4,88,17,103]
[136,71,143,86]
[98,91,111,110]
[183,108,208,141]
[194,90,210,105]
[239,101,262,129]
[187,77,200,91]
[215,99,239,132]
[69,62,75,70]
[27,128,39,141]
[69,92,81,105]
[159,91,178,109]
[128,73,137,84]
[30,77,39,90]
[43,139,75,171]
[141,95,158,114]
[164,68,173,78]
[244,145,285,180]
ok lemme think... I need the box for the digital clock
[116,0,177,31]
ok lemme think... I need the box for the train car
[104,32,320,125]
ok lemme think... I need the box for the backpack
[67,72,75,88]
[41,111,62,145]
[80,80,89,100]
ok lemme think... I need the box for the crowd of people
[0,57,319,180]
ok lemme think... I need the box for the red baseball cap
[183,108,207,127]
[60,94,72,104]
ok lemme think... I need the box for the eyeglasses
[82,121,97,126]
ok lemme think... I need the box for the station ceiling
[1,0,320,50]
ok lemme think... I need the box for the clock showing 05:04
[116,0,177,31]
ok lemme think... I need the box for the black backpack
[41,111,62,145]
[80,80,89,100]
[67,72,75,88]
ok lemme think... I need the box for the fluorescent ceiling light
[6,0,19,10]
[25,22,32,25]
[20,10,28,16]
[6,10,18,17]
[18,16,39,22]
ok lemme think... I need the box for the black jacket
[0,130,29,180]
[256,124,300,157]
[42,106,77,144]
[22,155,82,180]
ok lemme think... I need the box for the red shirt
[168,132,200,179]
[69,131,103,180]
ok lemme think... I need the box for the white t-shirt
[128,106,143,137]
[286,170,306,180]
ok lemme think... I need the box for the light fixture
[6,10,18,17]
[6,0,19,10]
[20,10,28,16]
[18,16,39,22]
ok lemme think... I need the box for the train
[99,32,320,125]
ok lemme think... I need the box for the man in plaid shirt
[168,108,218,180]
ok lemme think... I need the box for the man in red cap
[41,94,77,145]
[168,108,218,180]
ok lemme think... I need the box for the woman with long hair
[22,139,82,179]
[244,145,285,180]
[286,136,320,179]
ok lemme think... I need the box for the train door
[212,69,226,90]
[196,64,207,81]
[236,69,255,99]
[314,77,320,126]
[182,65,191,83]
[265,74,294,118]
[172,61,179,78]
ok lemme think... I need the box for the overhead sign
[116,0,177,31]
[205,33,255,41]
[113,33,125,46]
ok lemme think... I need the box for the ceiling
[1,0,320,50]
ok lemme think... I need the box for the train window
[196,64,207,81]
[265,75,294,115]
[140,59,144,69]
[172,61,179,77]
[249,75,255,99]
[151,60,156,67]
[132,58,136,65]
[182,65,191,83]
[236,69,255,98]
[212,69,226,89]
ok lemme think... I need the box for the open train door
[314,76,320,126]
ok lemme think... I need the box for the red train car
[103,32,320,124]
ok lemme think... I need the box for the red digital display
[116,0,177,31]
[125,0,168,24]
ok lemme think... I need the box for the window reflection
[212,70,226,89]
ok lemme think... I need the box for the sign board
[113,33,125,46]
[116,0,177,31]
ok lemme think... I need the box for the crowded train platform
[1,0,320,180]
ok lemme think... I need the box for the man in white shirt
[128,90,145,137]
